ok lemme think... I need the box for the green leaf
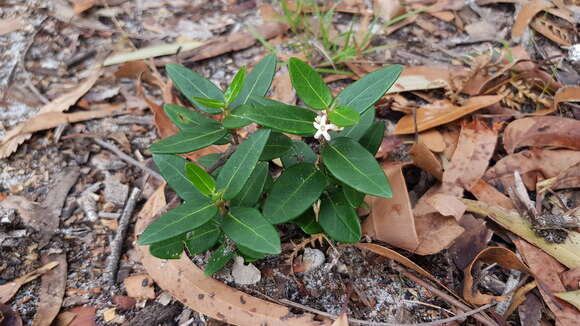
[328,106,360,127]
[288,58,332,110]
[204,242,235,276]
[263,163,326,224]
[222,104,252,129]
[231,53,277,108]
[280,140,316,168]
[138,201,218,245]
[166,64,224,114]
[153,154,208,202]
[193,97,225,109]
[216,129,270,199]
[185,162,216,196]
[196,153,221,169]
[319,192,361,243]
[331,106,374,140]
[184,220,221,255]
[213,133,232,145]
[223,207,281,254]
[242,97,317,136]
[293,209,323,235]
[224,67,246,105]
[322,137,391,197]
[336,64,403,112]
[237,244,267,262]
[230,161,269,207]
[164,104,217,130]
[149,234,185,259]
[149,126,227,154]
[342,185,365,208]
[260,132,292,161]
[359,121,385,155]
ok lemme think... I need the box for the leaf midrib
[227,212,277,252]
[142,202,215,243]
[327,142,385,194]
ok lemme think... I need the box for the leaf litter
[1,0,580,325]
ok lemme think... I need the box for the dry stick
[279,299,495,326]
[206,145,237,174]
[402,272,499,326]
[105,187,142,284]
[93,138,164,182]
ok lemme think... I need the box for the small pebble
[302,248,325,273]
[231,256,261,285]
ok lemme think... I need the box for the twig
[279,299,495,326]
[105,187,141,284]
[206,145,237,174]
[402,272,499,326]
[93,138,164,182]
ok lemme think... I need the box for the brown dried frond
[530,16,574,46]
[498,78,553,111]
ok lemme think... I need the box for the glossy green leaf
[263,163,326,224]
[223,207,281,254]
[280,140,317,168]
[216,129,270,199]
[224,66,246,105]
[166,63,224,114]
[336,64,403,112]
[204,242,235,276]
[222,104,251,129]
[230,161,269,207]
[193,97,225,109]
[319,192,361,243]
[149,126,227,154]
[242,97,316,136]
[153,154,208,202]
[213,133,232,145]
[231,53,277,108]
[328,106,360,127]
[322,137,391,198]
[260,132,292,161]
[138,200,218,245]
[185,162,215,196]
[293,209,323,235]
[288,57,332,110]
[196,153,221,169]
[149,234,185,259]
[359,120,385,155]
[184,220,221,255]
[237,244,267,262]
[331,106,374,140]
[342,185,365,208]
[164,104,217,130]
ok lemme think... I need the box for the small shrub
[138,53,403,275]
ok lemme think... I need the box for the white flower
[313,114,342,141]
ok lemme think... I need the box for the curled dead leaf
[418,129,445,152]
[463,247,530,305]
[511,0,554,39]
[393,95,503,134]
[408,140,443,181]
[31,253,67,326]
[503,116,580,153]
[0,262,58,304]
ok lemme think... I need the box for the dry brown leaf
[425,193,466,221]
[469,179,515,210]
[354,243,464,301]
[408,140,443,180]
[530,16,573,46]
[554,290,580,311]
[387,66,456,94]
[271,68,296,105]
[65,306,97,326]
[448,214,493,270]
[463,199,580,269]
[331,313,349,326]
[442,121,498,194]
[157,22,288,66]
[0,17,24,35]
[363,163,419,251]
[136,74,179,139]
[463,247,530,305]
[554,85,580,111]
[503,116,580,153]
[259,3,282,21]
[0,262,58,303]
[393,95,503,134]
[483,149,580,191]
[561,268,580,290]
[0,66,101,159]
[113,60,151,80]
[69,0,96,14]
[135,184,328,326]
[418,129,445,152]
[31,253,67,326]
[516,240,580,326]
[1,196,59,233]
[374,0,404,22]
[124,274,156,300]
[512,0,554,39]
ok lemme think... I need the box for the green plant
[138,54,403,275]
